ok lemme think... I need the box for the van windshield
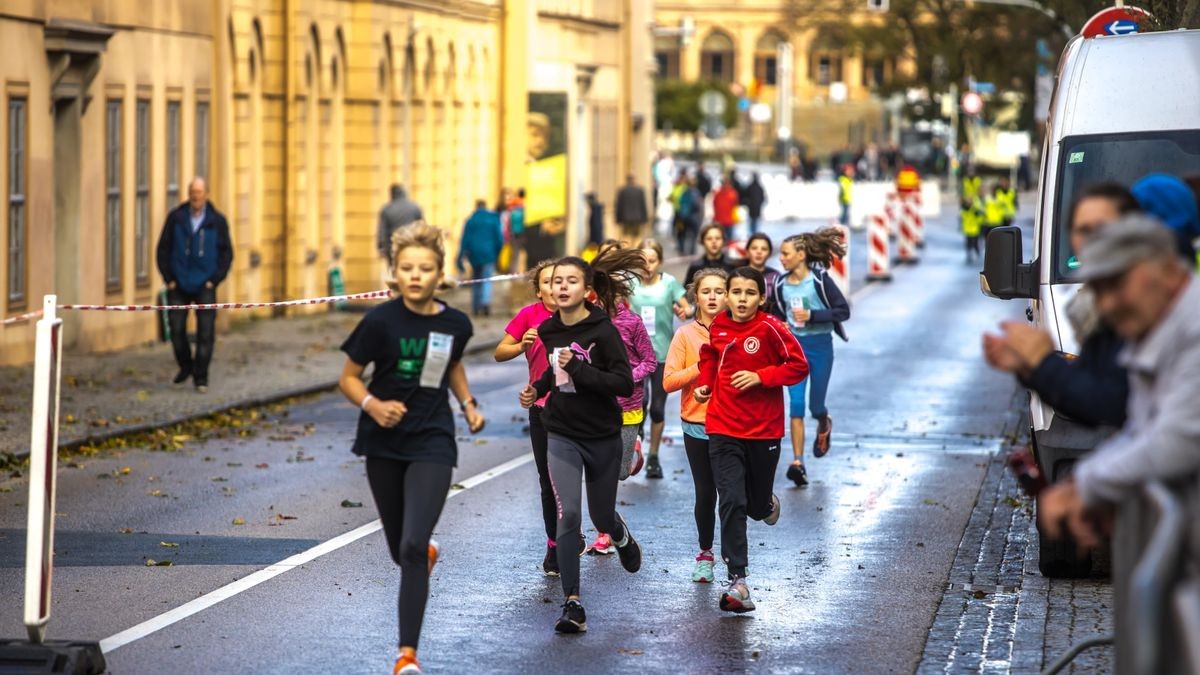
[1053,131,1200,281]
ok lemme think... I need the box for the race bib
[551,347,576,393]
[419,332,454,388]
[640,306,657,337]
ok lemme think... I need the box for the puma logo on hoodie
[569,341,596,364]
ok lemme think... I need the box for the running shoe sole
[813,416,833,458]
[763,494,781,526]
[586,545,616,555]
[786,463,808,488]
[692,560,715,583]
[554,618,587,633]
[719,591,756,613]
[428,540,439,574]
[613,514,642,573]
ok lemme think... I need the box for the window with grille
[167,101,180,208]
[135,99,150,285]
[106,100,123,290]
[7,98,26,307]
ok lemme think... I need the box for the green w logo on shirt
[397,337,427,379]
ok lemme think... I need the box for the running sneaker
[763,494,781,526]
[543,544,560,577]
[813,415,833,458]
[587,532,616,555]
[428,540,440,574]
[719,576,756,613]
[393,652,422,674]
[786,462,809,488]
[555,599,588,633]
[645,455,664,479]
[629,437,645,477]
[692,550,715,583]
[612,513,642,573]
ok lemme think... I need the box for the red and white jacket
[698,309,809,439]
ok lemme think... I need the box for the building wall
[0,0,654,366]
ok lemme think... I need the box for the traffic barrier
[884,191,899,239]
[828,223,851,296]
[866,214,892,282]
[896,200,920,265]
[908,192,926,249]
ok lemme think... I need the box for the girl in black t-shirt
[339,222,484,675]
[517,247,649,634]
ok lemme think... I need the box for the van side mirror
[980,226,1037,300]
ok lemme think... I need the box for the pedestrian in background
[518,248,647,634]
[663,267,729,584]
[684,224,737,288]
[676,175,703,256]
[155,177,233,393]
[694,267,808,614]
[695,162,713,209]
[837,165,855,227]
[614,174,649,242]
[377,184,423,271]
[997,176,1017,228]
[507,188,527,273]
[456,199,504,317]
[630,238,691,480]
[586,192,605,248]
[772,229,850,488]
[742,173,767,235]
[983,183,1006,240]
[961,195,984,265]
[713,175,740,232]
[338,222,484,675]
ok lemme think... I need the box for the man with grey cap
[1040,214,1200,550]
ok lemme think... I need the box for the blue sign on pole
[737,96,751,112]
[975,81,996,95]
[1104,20,1139,35]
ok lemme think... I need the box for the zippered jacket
[769,266,851,342]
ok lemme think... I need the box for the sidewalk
[0,257,695,461]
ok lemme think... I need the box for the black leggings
[366,457,453,650]
[546,432,626,598]
[529,406,557,542]
[641,364,667,431]
[683,433,717,552]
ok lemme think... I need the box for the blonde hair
[387,221,446,293]
[638,238,665,263]
[687,267,730,296]
[528,258,558,294]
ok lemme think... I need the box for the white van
[981,29,1200,576]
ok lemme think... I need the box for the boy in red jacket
[695,267,808,613]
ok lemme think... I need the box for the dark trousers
[748,215,761,235]
[365,457,453,650]
[529,406,557,542]
[709,434,782,578]
[168,286,217,385]
[965,235,980,260]
[683,433,717,552]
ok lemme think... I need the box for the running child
[684,224,737,287]
[630,238,690,479]
[695,266,808,612]
[338,222,486,675]
[771,229,850,488]
[518,247,648,633]
[495,259,585,576]
[746,233,782,315]
[662,267,729,583]
[587,260,657,554]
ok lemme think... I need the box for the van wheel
[1035,460,1093,578]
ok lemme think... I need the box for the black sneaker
[645,456,663,479]
[172,369,192,384]
[612,513,642,573]
[786,462,809,488]
[542,545,560,577]
[555,599,587,633]
[813,415,833,458]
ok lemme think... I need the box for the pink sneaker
[586,532,616,555]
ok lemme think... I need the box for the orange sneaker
[393,652,422,674]
[428,540,440,575]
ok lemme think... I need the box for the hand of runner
[792,307,811,323]
[673,298,692,320]
[730,370,762,390]
[693,385,711,403]
[366,399,408,428]
[518,384,537,409]
[557,348,573,369]
[521,328,538,350]
[465,406,486,434]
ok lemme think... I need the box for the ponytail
[556,244,649,317]
[782,227,846,269]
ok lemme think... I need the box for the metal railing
[1043,480,1200,675]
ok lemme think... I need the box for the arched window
[754,31,786,87]
[809,30,844,86]
[700,31,734,83]
[655,34,680,79]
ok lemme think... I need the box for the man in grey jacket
[1040,214,1200,550]
[376,184,423,261]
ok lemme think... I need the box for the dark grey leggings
[547,432,627,598]
[366,457,453,650]
[683,433,717,552]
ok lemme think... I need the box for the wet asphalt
[0,208,1027,674]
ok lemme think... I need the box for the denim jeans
[788,332,834,418]
[470,262,496,314]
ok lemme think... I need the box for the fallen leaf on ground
[255,463,269,469]
[450,483,466,490]
[618,648,644,655]
[227,462,243,468]
[144,559,174,567]
[232,517,246,525]
[922,499,939,506]
[120,467,132,475]
[118,528,133,534]
[340,500,363,508]
[276,513,298,521]
[146,490,167,498]
[211,477,229,482]
[159,542,179,548]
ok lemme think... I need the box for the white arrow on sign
[1105,20,1139,35]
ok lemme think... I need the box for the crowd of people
[341,209,851,672]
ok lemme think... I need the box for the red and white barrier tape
[1,309,45,326]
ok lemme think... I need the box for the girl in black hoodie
[519,247,650,634]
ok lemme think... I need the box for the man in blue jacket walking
[457,199,504,317]
[155,178,234,392]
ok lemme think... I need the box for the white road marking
[98,452,535,654]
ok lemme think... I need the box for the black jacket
[533,304,634,439]
[769,266,851,342]
[741,181,766,218]
[614,185,648,225]
[684,255,738,289]
[1021,323,1128,428]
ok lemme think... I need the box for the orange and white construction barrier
[896,200,920,265]
[828,223,851,296]
[884,191,899,239]
[866,214,892,282]
[908,192,925,249]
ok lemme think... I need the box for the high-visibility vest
[838,175,853,205]
[998,188,1017,218]
[984,194,1006,227]
[961,198,983,237]
[962,176,981,202]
